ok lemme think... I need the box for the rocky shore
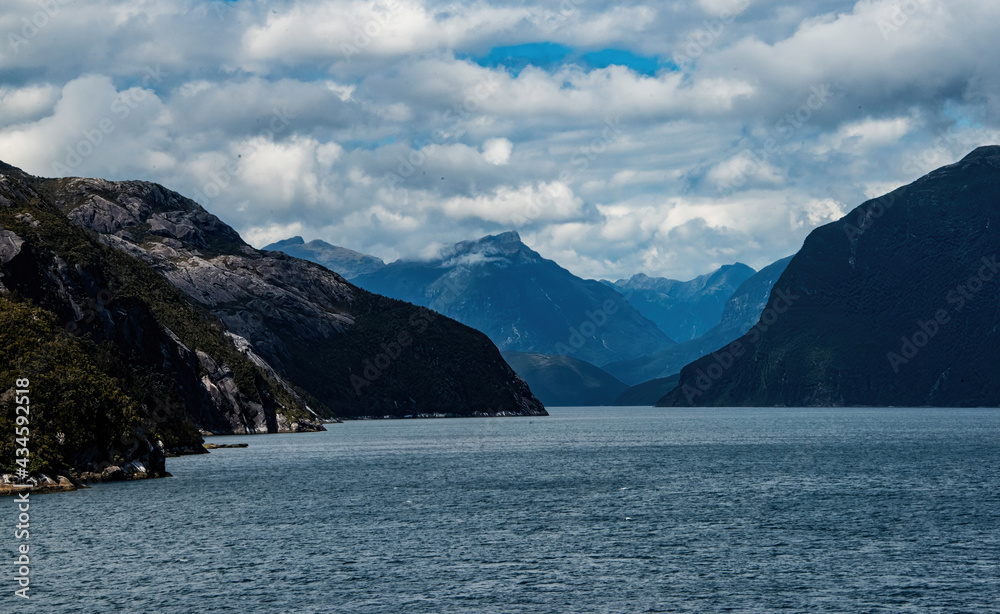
[0,460,171,495]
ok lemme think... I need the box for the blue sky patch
[469,43,667,77]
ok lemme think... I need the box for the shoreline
[0,468,172,496]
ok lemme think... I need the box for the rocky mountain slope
[501,352,627,406]
[345,231,676,366]
[0,162,545,477]
[607,264,755,342]
[660,146,1000,407]
[604,256,792,385]
[0,165,323,478]
[263,236,386,279]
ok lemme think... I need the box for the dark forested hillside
[660,147,1000,408]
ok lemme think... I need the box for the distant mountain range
[613,374,680,406]
[264,236,387,279]
[265,233,788,400]
[336,231,677,367]
[604,256,792,385]
[10,144,997,482]
[606,264,755,342]
[660,146,1000,407]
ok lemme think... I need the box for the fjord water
[13,407,1000,613]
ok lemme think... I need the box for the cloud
[0,74,169,178]
[434,181,583,225]
[0,0,998,281]
[0,83,60,128]
[706,152,784,190]
[481,137,512,165]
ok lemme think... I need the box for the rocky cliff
[0,166,323,482]
[0,162,545,481]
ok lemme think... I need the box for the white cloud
[0,0,998,281]
[481,137,512,165]
[0,84,60,128]
[240,0,530,65]
[817,116,913,154]
[433,181,583,225]
[707,151,784,190]
[0,75,168,178]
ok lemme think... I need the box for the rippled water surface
[8,407,1000,613]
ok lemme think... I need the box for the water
[6,407,1000,613]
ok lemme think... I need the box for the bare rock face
[5,169,544,421]
[0,228,24,264]
[0,166,321,479]
[56,179,356,371]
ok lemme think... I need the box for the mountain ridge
[343,231,677,366]
[0,162,546,479]
[607,263,756,342]
[500,351,627,406]
[660,146,1000,407]
[262,236,387,280]
[604,256,792,385]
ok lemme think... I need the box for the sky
[1,0,999,281]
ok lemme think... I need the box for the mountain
[0,163,545,477]
[607,264,755,342]
[0,165,321,478]
[501,351,627,406]
[660,146,1000,407]
[613,374,680,406]
[604,256,792,385]
[347,231,676,366]
[262,236,386,279]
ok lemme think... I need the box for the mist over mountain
[660,146,1000,408]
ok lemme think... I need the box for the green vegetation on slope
[0,298,138,473]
